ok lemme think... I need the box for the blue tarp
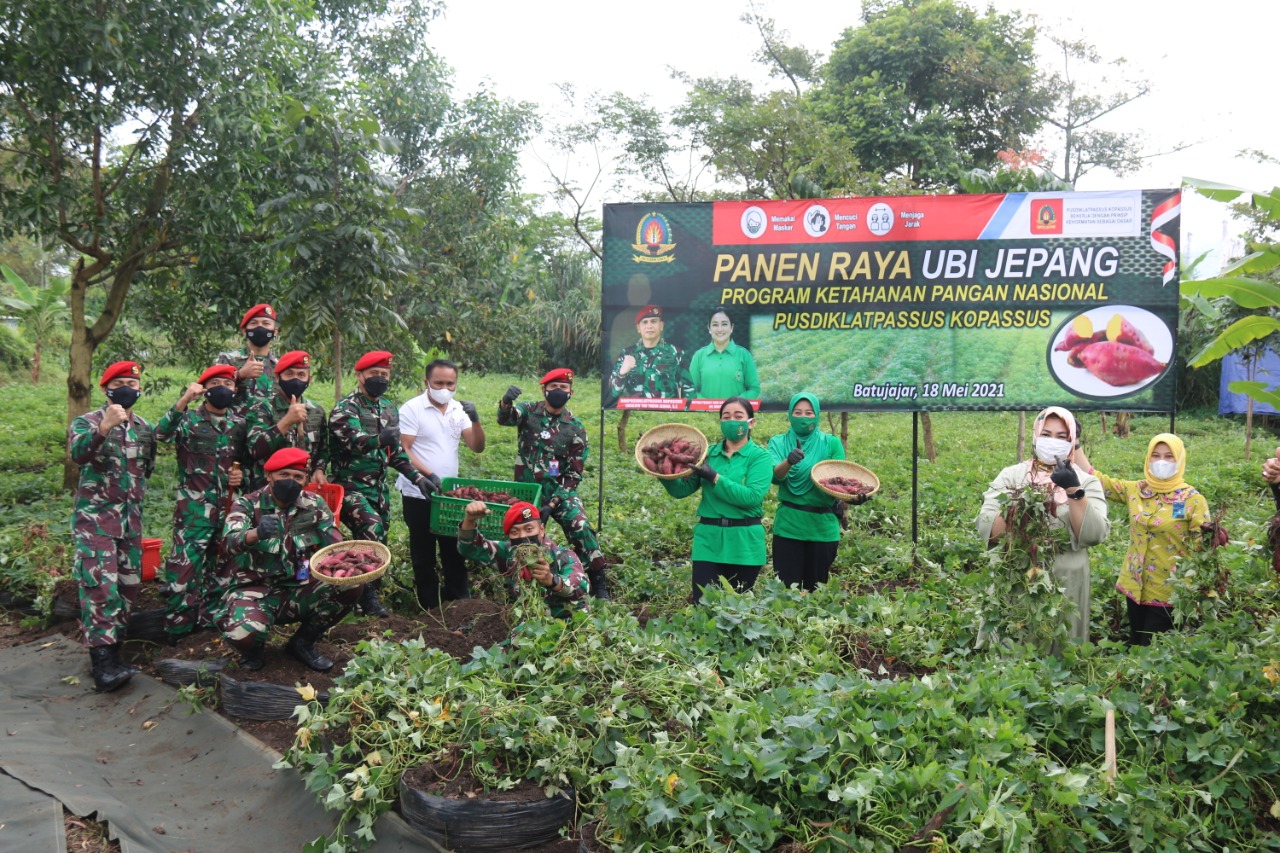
[1219,348,1280,415]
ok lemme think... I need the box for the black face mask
[509,534,541,547]
[245,327,275,347]
[271,478,304,506]
[205,386,236,410]
[279,378,309,399]
[106,387,141,409]
[363,376,390,399]
[545,388,571,409]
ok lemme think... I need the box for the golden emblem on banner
[631,211,676,263]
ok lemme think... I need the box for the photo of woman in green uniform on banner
[767,393,853,591]
[689,307,761,401]
[659,397,772,603]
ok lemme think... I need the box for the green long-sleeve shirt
[767,432,845,542]
[688,341,761,399]
[661,440,772,565]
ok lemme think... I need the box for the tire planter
[220,675,328,721]
[398,772,575,852]
[154,656,229,688]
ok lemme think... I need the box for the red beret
[100,361,141,387]
[354,350,393,371]
[634,304,662,324]
[274,350,311,374]
[503,502,540,536]
[239,303,277,329]
[264,447,310,472]
[197,364,238,385]
[540,368,574,386]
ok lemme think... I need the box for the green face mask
[720,420,750,441]
[789,415,817,437]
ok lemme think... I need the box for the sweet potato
[1105,313,1155,355]
[1077,341,1166,386]
[640,436,704,476]
[1054,315,1105,352]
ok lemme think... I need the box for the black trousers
[402,495,469,608]
[691,560,761,605]
[772,536,839,592]
[1126,597,1174,647]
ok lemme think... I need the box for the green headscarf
[768,392,829,495]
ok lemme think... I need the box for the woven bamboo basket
[309,539,391,588]
[634,423,709,480]
[811,460,881,501]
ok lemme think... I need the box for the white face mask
[427,387,454,405]
[1034,437,1072,465]
[1148,459,1178,480]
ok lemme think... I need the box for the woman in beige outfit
[976,406,1111,644]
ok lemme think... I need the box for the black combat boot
[285,620,335,672]
[357,580,389,618]
[238,644,266,672]
[89,646,133,693]
[588,568,611,601]
[111,643,141,677]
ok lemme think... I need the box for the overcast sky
[427,0,1273,262]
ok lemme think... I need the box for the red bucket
[141,538,163,582]
[304,483,345,515]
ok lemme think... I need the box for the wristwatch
[1067,487,1086,501]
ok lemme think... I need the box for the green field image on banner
[751,312,1160,412]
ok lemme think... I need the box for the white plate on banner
[1047,305,1173,399]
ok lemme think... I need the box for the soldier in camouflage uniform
[329,350,438,616]
[244,350,328,492]
[67,361,156,692]
[214,303,281,415]
[219,448,357,672]
[153,364,249,641]
[497,368,610,599]
[457,501,587,619]
[606,304,693,407]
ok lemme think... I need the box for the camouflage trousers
[218,576,358,653]
[546,491,605,573]
[340,487,390,543]
[73,533,141,648]
[162,521,228,638]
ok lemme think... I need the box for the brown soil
[402,752,546,804]
[833,630,935,679]
[64,807,120,853]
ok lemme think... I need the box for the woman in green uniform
[767,393,850,591]
[688,308,761,400]
[661,396,773,603]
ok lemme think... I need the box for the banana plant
[0,264,70,383]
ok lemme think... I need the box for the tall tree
[814,0,1051,189]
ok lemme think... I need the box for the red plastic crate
[304,483,345,515]
[141,538,162,582]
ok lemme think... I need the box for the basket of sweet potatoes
[309,540,392,588]
[810,460,880,502]
[635,424,709,480]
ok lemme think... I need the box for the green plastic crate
[428,477,542,538]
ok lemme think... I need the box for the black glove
[539,496,561,519]
[786,447,805,465]
[1050,456,1081,490]
[692,463,717,482]
[378,426,400,448]
[501,385,522,405]
[460,400,479,423]
[255,514,280,540]
[832,499,849,530]
[416,473,442,495]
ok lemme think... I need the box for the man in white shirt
[398,359,486,608]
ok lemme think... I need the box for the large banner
[600,190,1181,412]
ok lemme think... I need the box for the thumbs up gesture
[239,355,264,380]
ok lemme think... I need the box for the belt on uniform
[697,517,762,528]
[780,500,835,515]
